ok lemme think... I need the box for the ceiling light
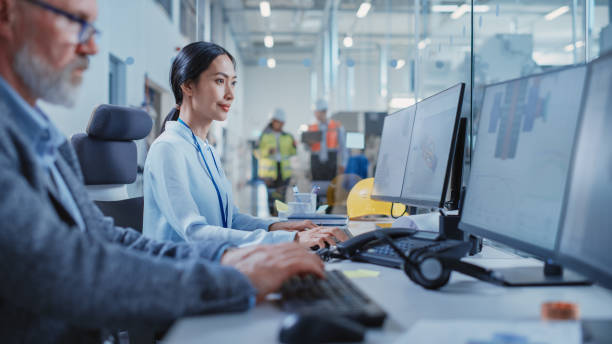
[266,57,276,68]
[473,5,490,13]
[450,4,469,19]
[564,41,585,52]
[259,1,271,17]
[264,35,274,48]
[343,35,353,48]
[545,6,569,21]
[418,38,431,50]
[395,59,406,69]
[449,4,489,19]
[356,2,371,18]
[432,5,458,12]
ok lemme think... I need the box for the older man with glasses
[0,0,324,342]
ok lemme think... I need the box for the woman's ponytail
[160,107,180,134]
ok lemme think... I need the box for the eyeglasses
[23,0,100,44]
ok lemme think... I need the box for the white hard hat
[315,99,328,112]
[270,108,286,122]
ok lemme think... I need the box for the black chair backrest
[71,104,152,185]
[71,105,152,232]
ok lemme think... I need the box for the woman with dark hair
[143,42,347,247]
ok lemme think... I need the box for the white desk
[163,223,612,343]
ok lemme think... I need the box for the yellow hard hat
[347,178,407,219]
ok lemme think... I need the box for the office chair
[71,104,152,232]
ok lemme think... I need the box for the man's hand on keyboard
[295,227,349,249]
[220,243,325,302]
[269,220,318,232]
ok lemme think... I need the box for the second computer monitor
[400,83,465,208]
[371,105,416,201]
[557,53,612,290]
[460,65,588,258]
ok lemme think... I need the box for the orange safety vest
[308,120,341,152]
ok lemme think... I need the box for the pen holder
[288,202,314,215]
[291,193,317,214]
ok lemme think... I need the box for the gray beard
[13,44,88,108]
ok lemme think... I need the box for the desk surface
[164,222,612,343]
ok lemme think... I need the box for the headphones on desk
[317,229,503,289]
[404,245,452,289]
[374,231,503,290]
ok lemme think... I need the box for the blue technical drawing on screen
[488,77,550,160]
[461,66,587,251]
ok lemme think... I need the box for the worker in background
[256,108,296,215]
[345,148,369,180]
[306,99,348,181]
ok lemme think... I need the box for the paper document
[316,205,328,213]
[394,319,581,344]
[287,213,348,226]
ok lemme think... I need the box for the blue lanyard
[177,118,228,228]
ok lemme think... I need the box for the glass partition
[471,0,595,169]
[27,0,602,210]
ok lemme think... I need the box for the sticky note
[342,269,380,279]
[275,200,289,212]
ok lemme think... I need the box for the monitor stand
[494,261,591,287]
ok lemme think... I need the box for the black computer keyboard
[354,238,470,268]
[279,270,387,327]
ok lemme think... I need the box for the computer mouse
[278,313,365,343]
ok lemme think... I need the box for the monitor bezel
[370,104,417,202]
[553,52,612,290]
[458,63,589,260]
[398,82,465,209]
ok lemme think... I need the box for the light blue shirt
[143,121,296,246]
[0,76,85,231]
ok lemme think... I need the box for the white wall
[243,64,313,138]
[212,20,250,210]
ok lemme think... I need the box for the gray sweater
[0,104,256,342]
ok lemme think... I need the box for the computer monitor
[400,83,465,208]
[371,105,416,201]
[459,65,589,285]
[556,53,612,290]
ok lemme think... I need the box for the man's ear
[0,0,16,40]
[180,81,194,98]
